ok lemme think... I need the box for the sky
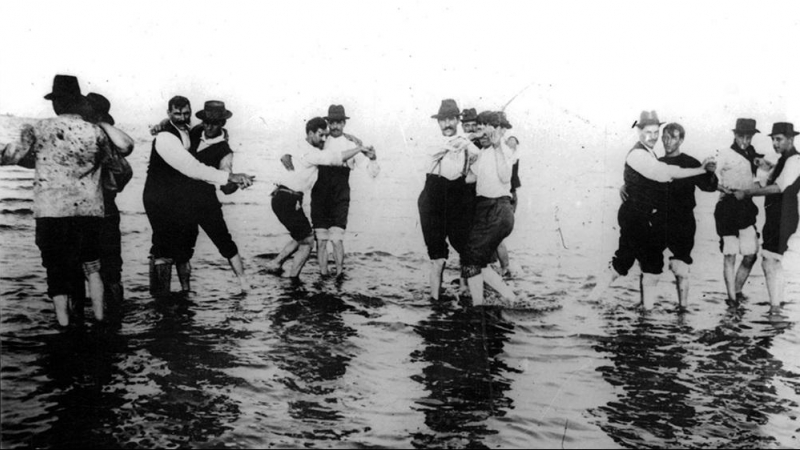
[1,0,799,151]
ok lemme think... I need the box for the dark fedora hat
[732,118,760,135]
[461,108,478,123]
[196,100,233,122]
[633,110,664,129]
[432,99,460,119]
[44,74,82,100]
[86,93,115,125]
[324,104,350,122]
[768,122,800,137]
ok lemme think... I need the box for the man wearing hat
[590,111,715,310]
[494,112,521,278]
[733,122,800,312]
[265,117,374,278]
[0,75,112,326]
[461,108,480,135]
[714,118,767,305]
[85,92,135,317]
[418,99,481,300]
[144,96,255,295]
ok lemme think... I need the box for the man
[266,117,374,278]
[311,105,379,276]
[734,122,800,313]
[461,108,479,134]
[85,92,135,317]
[417,99,480,300]
[714,118,765,304]
[590,111,715,310]
[143,96,254,295]
[461,111,520,306]
[494,112,520,278]
[656,123,718,309]
[0,75,109,326]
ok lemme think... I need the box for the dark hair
[663,122,685,140]
[168,95,190,111]
[306,117,328,134]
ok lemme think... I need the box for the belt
[273,185,303,197]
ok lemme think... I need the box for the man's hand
[344,133,363,147]
[702,157,717,173]
[280,154,295,171]
[718,184,733,195]
[228,173,255,189]
[361,145,377,161]
[149,118,171,136]
[506,137,519,151]
[754,157,774,171]
[733,189,748,201]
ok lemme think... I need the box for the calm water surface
[1,120,799,448]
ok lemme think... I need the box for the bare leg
[723,255,737,300]
[640,273,659,310]
[267,240,299,272]
[176,261,191,292]
[482,267,515,300]
[287,243,313,278]
[317,239,330,276]
[762,257,784,311]
[670,260,690,310]
[734,254,757,297]
[149,257,173,295]
[496,241,510,275]
[467,273,484,306]
[332,240,345,275]
[53,294,70,326]
[87,271,105,321]
[429,258,446,300]
[587,265,621,301]
[228,253,249,292]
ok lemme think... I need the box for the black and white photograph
[1,0,799,448]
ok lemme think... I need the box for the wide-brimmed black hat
[86,93,115,125]
[461,108,478,123]
[196,100,233,122]
[732,118,760,135]
[432,99,460,119]
[325,104,350,122]
[44,75,82,100]
[768,122,800,137]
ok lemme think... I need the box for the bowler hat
[461,108,478,123]
[324,104,350,122]
[732,118,760,135]
[44,75,82,100]
[633,110,664,129]
[432,99,460,119]
[768,122,800,137]
[196,100,233,122]
[86,93,115,125]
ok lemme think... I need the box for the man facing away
[0,75,110,326]
[266,117,374,278]
[143,96,254,295]
[714,118,765,305]
[590,111,715,310]
[734,122,800,313]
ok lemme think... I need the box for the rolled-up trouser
[418,174,475,260]
[461,196,514,279]
[272,188,313,242]
[36,217,102,298]
[194,194,239,260]
[611,201,668,276]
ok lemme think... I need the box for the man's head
[662,122,685,157]
[167,95,191,127]
[634,111,664,149]
[325,105,349,138]
[44,75,89,116]
[86,93,115,125]
[477,111,505,147]
[461,108,478,133]
[432,99,461,137]
[768,122,799,154]
[732,118,759,150]
[306,117,329,149]
[196,100,232,139]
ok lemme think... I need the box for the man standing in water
[714,118,765,305]
[418,99,480,300]
[266,117,374,278]
[734,122,800,313]
[0,75,110,326]
[590,111,715,310]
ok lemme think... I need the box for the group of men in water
[2,74,798,326]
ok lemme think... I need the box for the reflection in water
[269,290,361,442]
[410,305,519,448]
[592,310,795,449]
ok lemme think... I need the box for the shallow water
[1,119,799,448]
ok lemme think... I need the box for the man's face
[328,120,346,138]
[438,116,459,137]
[772,134,793,154]
[203,121,223,139]
[638,124,660,149]
[735,133,753,150]
[168,105,191,127]
[462,120,478,133]
[309,127,328,149]
[662,129,683,156]
[477,123,492,148]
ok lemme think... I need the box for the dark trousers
[418,174,475,260]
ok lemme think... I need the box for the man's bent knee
[314,228,331,242]
[329,227,345,241]
[669,259,690,278]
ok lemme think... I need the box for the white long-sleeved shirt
[154,131,230,186]
[626,144,704,182]
[324,135,380,178]
[716,147,759,192]
[278,141,344,193]
[425,133,479,180]
[472,141,518,198]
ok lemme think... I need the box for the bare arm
[0,124,35,168]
